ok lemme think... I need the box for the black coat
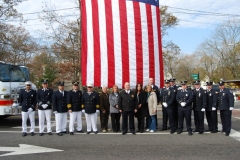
[160,87,176,109]
[135,91,148,118]
[192,88,206,111]
[82,91,100,114]
[52,90,68,113]
[67,90,82,112]
[19,89,37,112]
[118,90,137,112]
[217,88,234,110]
[37,88,53,110]
[176,89,193,110]
[206,89,218,111]
[170,85,178,108]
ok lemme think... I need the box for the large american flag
[81,0,164,88]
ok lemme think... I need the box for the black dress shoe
[188,132,193,136]
[193,130,199,132]
[48,132,52,135]
[86,131,91,134]
[57,133,62,136]
[136,130,140,132]
[70,132,74,135]
[77,130,84,133]
[61,131,69,134]
[161,128,167,131]
[113,130,117,133]
[122,132,126,135]
[30,132,35,136]
[211,130,218,133]
[93,131,98,134]
[198,132,203,134]
[170,130,175,134]
[205,129,210,132]
[39,133,44,136]
[140,131,144,133]
[225,133,229,136]
[22,132,27,137]
[177,130,182,134]
[132,132,136,135]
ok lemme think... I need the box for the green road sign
[191,74,199,80]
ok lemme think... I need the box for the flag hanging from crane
[81,0,164,88]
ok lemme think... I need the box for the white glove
[82,109,85,113]
[230,107,234,111]
[163,102,167,107]
[45,104,48,107]
[27,108,33,113]
[180,102,186,107]
[212,107,216,111]
[201,108,205,112]
[53,111,58,114]
[18,106,22,109]
[96,110,100,113]
[42,104,46,109]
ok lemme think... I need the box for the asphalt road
[0,102,240,160]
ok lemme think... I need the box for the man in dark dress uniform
[170,78,178,129]
[192,80,206,134]
[19,81,37,137]
[52,81,68,136]
[176,81,193,136]
[118,82,137,135]
[82,83,100,134]
[67,82,84,135]
[160,80,177,134]
[205,81,218,133]
[37,79,53,136]
[217,80,234,136]
[100,86,111,132]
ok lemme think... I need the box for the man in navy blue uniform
[19,81,37,137]
[217,80,234,136]
[67,82,84,135]
[118,82,137,135]
[52,81,68,136]
[205,81,218,133]
[37,79,53,136]
[82,83,100,134]
[160,80,177,134]
[170,77,179,130]
[192,80,206,134]
[176,81,193,136]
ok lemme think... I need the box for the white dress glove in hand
[53,111,58,114]
[96,110,100,113]
[230,107,234,111]
[163,102,167,107]
[27,107,33,113]
[82,109,85,113]
[212,107,216,111]
[201,108,205,112]
[180,102,186,107]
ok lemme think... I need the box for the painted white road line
[0,144,63,157]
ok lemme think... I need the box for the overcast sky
[6,0,240,54]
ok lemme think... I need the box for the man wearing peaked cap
[169,77,179,130]
[176,80,193,135]
[37,79,53,136]
[67,82,84,135]
[160,80,177,134]
[82,83,100,134]
[19,81,37,137]
[205,81,218,133]
[192,80,206,134]
[160,80,170,131]
[217,80,234,136]
[52,81,68,136]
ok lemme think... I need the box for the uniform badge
[132,95,134,98]
[168,91,170,95]
[199,93,201,97]
[209,93,212,96]
[31,94,33,97]
[174,90,176,92]
[186,94,188,96]
[93,96,95,98]
[223,93,225,96]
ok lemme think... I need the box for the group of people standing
[19,77,234,137]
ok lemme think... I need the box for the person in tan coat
[146,85,157,132]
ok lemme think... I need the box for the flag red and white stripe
[81,0,164,88]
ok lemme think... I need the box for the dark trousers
[206,111,218,132]
[167,108,177,131]
[162,107,168,129]
[174,107,178,129]
[100,111,109,130]
[194,111,204,132]
[111,113,121,132]
[220,110,232,134]
[178,109,192,132]
[122,111,135,133]
[137,117,145,132]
